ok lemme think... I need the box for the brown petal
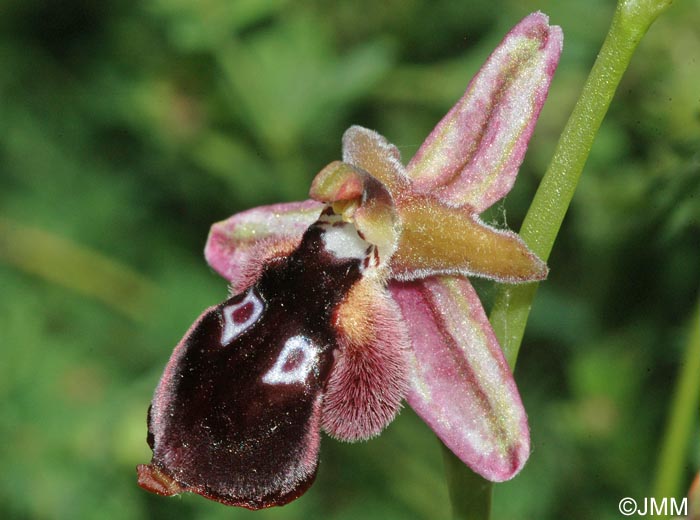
[391,195,547,283]
[342,125,410,194]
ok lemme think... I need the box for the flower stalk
[653,296,700,500]
[490,0,675,368]
[446,1,676,518]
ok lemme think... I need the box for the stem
[489,0,675,368]
[445,2,675,518]
[653,298,700,500]
[443,446,492,520]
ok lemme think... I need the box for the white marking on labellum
[321,223,369,261]
[262,335,319,385]
[221,289,264,345]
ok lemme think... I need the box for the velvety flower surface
[138,12,562,509]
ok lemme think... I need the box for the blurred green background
[1,0,698,518]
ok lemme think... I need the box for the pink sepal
[406,13,563,211]
[390,276,530,481]
[205,200,323,292]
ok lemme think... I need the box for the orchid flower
[137,12,563,510]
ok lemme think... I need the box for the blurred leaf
[147,0,290,51]
[216,13,394,153]
[0,217,159,321]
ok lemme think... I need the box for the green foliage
[0,0,698,518]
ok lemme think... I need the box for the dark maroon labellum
[138,222,364,509]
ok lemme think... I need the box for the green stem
[489,0,675,368]
[446,1,675,518]
[443,446,492,520]
[652,298,700,500]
